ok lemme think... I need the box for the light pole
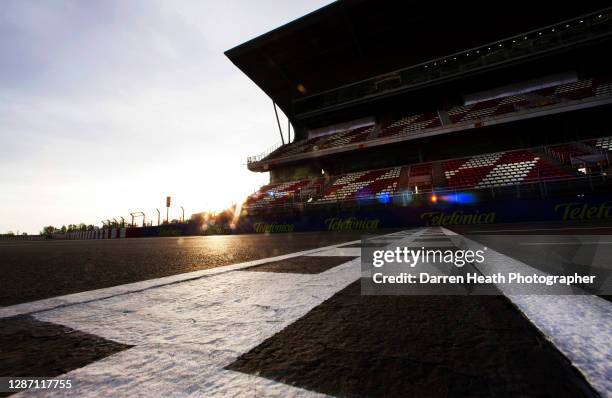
[156,209,160,226]
[166,196,171,223]
[180,206,185,223]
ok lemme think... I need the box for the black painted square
[227,281,595,397]
[0,315,132,396]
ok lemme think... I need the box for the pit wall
[237,193,612,233]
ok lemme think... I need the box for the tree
[41,226,57,236]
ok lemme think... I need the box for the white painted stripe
[0,239,361,319]
[307,247,362,257]
[24,260,363,397]
[441,227,612,397]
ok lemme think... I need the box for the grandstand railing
[244,173,611,214]
[293,8,612,118]
[246,141,284,164]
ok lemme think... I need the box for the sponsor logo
[420,211,495,226]
[253,222,295,233]
[554,201,612,221]
[159,227,182,237]
[325,217,380,231]
[203,225,232,235]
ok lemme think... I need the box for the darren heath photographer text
[370,247,596,286]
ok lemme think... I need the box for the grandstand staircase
[431,162,447,189]
[568,141,610,169]
[320,174,341,198]
[437,110,451,126]
[533,146,580,176]
[366,123,380,140]
[397,166,411,191]
[300,177,326,201]
[573,141,601,155]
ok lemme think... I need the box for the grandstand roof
[225,1,610,121]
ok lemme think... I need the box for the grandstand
[226,2,612,231]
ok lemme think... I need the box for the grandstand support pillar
[273,101,285,145]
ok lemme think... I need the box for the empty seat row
[318,167,402,202]
[443,149,575,189]
[247,139,600,209]
[258,75,612,163]
[377,113,441,139]
[245,179,312,208]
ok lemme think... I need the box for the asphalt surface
[229,281,597,398]
[0,226,606,397]
[0,231,365,307]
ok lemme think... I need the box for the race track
[0,227,610,397]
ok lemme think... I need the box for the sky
[0,0,333,234]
